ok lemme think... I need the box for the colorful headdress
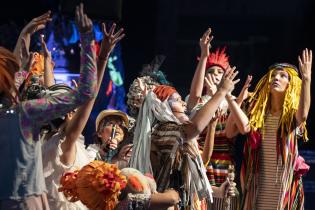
[248,63,308,141]
[153,85,177,102]
[204,47,229,70]
[127,55,171,117]
[29,52,44,76]
[59,161,127,210]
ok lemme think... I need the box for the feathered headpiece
[127,55,171,117]
[248,63,308,141]
[205,47,229,70]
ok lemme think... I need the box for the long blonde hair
[248,63,308,141]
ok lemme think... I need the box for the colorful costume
[130,89,213,210]
[241,63,309,210]
[189,48,239,209]
[0,32,96,209]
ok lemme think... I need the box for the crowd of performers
[0,4,312,210]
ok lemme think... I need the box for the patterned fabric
[150,121,212,210]
[115,193,151,210]
[189,95,235,187]
[0,32,96,201]
[256,114,284,209]
[241,118,306,210]
[189,95,239,210]
[20,32,97,144]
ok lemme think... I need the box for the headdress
[59,160,127,210]
[29,52,45,76]
[126,55,171,117]
[248,63,308,141]
[95,109,129,132]
[204,47,229,70]
[153,85,177,102]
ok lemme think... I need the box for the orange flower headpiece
[153,85,177,102]
[59,161,127,210]
[205,47,229,70]
[30,52,44,76]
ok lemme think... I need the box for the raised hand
[237,75,252,103]
[40,35,55,86]
[218,66,240,94]
[40,35,51,61]
[199,28,213,58]
[75,3,93,34]
[204,74,217,96]
[20,38,34,71]
[21,11,51,35]
[99,23,125,59]
[298,48,312,81]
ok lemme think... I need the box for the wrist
[200,53,208,59]
[302,76,311,82]
[217,88,229,96]
[98,53,110,61]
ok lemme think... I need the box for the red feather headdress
[205,47,229,70]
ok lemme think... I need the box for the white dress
[42,132,94,210]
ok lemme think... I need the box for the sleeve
[20,32,97,124]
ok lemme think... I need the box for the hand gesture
[199,28,213,58]
[204,74,217,96]
[117,144,133,162]
[237,75,252,103]
[99,23,125,59]
[75,3,93,34]
[218,66,240,94]
[40,35,53,64]
[21,11,51,35]
[298,48,312,80]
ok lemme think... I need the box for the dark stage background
[1,0,314,208]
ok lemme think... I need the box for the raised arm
[225,75,252,138]
[14,11,51,67]
[21,3,97,123]
[185,66,240,140]
[60,22,125,165]
[40,35,55,87]
[296,48,312,125]
[187,28,213,111]
[202,117,218,165]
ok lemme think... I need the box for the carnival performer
[59,161,180,210]
[0,4,97,209]
[42,4,125,209]
[187,28,252,209]
[129,64,239,209]
[92,109,133,168]
[127,55,171,118]
[225,49,312,210]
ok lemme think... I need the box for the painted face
[206,66,224,85]
[98,117,125,150]
[168,92,189,123]
[270,69,290,94]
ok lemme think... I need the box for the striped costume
[190,95,239,210]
